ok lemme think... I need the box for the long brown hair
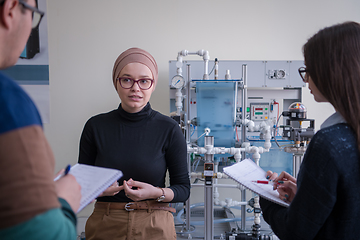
[303,21,360,151]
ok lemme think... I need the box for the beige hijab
[112,47,158,90]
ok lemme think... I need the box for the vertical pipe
[175,88,182,116]
[203,60,209,80]
[205,185,214,240]
[214,162,219,207]
[241,64,248,231]
[214,59,218,80]
[234,81,238,127]
[204,136,214,240]
[293,154,303,178]
[241,64,248,144]
[185,64,191,232]
[186,64,191,143]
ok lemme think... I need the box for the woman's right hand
[55,174,82,213]
[265,170,297,203]
[98,181,123,197]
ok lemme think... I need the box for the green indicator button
[255,112,263,115]
[265,108,268,110]
[246,107,250,112]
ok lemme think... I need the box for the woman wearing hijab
[78,47,190,240]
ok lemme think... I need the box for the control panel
[250,103,270,121]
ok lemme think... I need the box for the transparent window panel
[247,137,294,175]
[196,82,236,148]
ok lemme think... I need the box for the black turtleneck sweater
[78,103,190,203]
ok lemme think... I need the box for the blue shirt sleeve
[0,207,77,240]
[0,73,42,134]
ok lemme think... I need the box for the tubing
[175,202,254,226]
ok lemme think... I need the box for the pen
[64,164,71,175]
[252,180,273,185]
[54,164,71,181]
[252,180,283,185]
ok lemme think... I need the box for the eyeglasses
[298,67,308,83]
[19,0,45,29]
[117,77,154,90]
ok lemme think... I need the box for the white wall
[44,0,360,216]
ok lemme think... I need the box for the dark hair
[303,21,360,151]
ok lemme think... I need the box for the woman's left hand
[123,178,160,202]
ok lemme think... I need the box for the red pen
[252,180,279,185]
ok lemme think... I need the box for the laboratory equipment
[276,102,315,177]
[169,50,312,240]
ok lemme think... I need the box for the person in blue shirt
[0,0,82,239]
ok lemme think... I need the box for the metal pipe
[234,81,238,126]
[185,64,191,233]
[204,136,214,240]
[241,64,248,144]
[186,64,191,143]
[293,153,303,178]
[240,64,248,231]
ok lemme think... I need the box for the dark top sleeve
[260,127,347,240]
[166,124,190,202]
[78,118,97,166]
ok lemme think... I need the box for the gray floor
[175,206,275,240]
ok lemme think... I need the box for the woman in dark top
[79,48,190,240]
[260,21,360,240]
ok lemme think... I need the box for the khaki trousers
[85,202,177,240]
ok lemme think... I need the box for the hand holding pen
[265,170,297,203]
[54,164,82,213]
[54,164,71,181]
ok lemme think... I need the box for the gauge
[171,75,185,89]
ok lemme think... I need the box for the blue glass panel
[247,136,294,175]
[196,81,236,148]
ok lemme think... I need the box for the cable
[273,113,283,148]
[175,223,196,235]
[192,157,204,172]
[273,101,280,136]
[208,60,216,76]
[196,131,208,141]
[190,124,196,137]
[235,127,239,142]
[192,178,204,184]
